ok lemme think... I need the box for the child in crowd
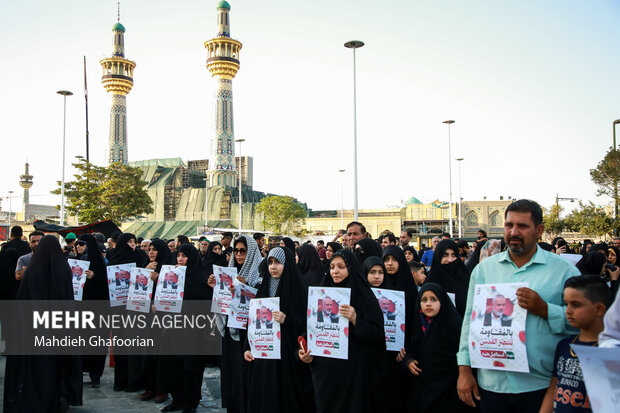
[409,261,426,289]
[405,283,464,412]
[540,275,611,413]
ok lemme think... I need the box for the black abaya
[309,249,385,413]
[355,238,382,264]
[245,247,315,413]
[3,235,82,412]
[427,240,471,318]
[406,282,464,412]
[297,244,326,286]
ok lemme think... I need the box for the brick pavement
[0,355,224,412]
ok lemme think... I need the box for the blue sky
[1,0,619,214]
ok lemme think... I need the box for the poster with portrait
[106,263,136,307]
[468,282,529,372]
[154,265,186,313]
[307,286,351,360]
[571,344,620,413]
[227,279,258,329]
[211,265,237,315]
[248,297,281,359]
[68,259,90,301]
[371,288,405,351]
[126,267,154,313]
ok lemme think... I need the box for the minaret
[204,1,242,187]
[100,6,135,164]
[19,162,33,211]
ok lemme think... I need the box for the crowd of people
[0,198,619,413]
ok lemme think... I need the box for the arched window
[466,212,479,227]
[489,211,502,227]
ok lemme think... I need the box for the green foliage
[51,158,153,224]
[256,195,306,235]
[542,204,565,236]
[564,201,617,237]
[590,148,620,200]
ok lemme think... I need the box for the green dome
[112,22,125,32]
[217,1,231,10]
[405,196,422,205]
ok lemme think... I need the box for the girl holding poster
[299,249,385,413]
[208,235,263,412]
[75,234,109,388]
[243,247,315,413]
[158,243,209,413]
[405,283,464,412]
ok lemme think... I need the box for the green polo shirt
[457,245,580,393]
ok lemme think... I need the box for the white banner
[307,287,351,360]
[248,297,281,359]
[106,263,136,307]
[227,279,258,329]
[126,267,154,313]
[210,265,237,315]
[371,288,405,351]
[68,259,89,302]
[468,282,529,372]
[154,265,186,313]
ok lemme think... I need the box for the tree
[563,201,617,237]
[590,147,620,221]
[51,158,153,224]
[256,195,306,235]
[542,204,565,236]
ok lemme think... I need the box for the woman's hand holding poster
[211,265,237,315]
[468,282,529,372]
[68,259,89,301]
[248,297,281,359]
[154,265,186,313]
[371,288,405,351]
[227,279,257,329]
[107,263,136,306]
[127,268,154,313]
[307,287,351,360]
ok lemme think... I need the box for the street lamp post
[344,40,364,222]
[443,120,455,237]
[613,120,620,221]
[8,191,13,227]
[235,138,246,233]
[456,158,464,238]
[204,177,209,231]
[57,90,73,227]
[338,169,346,230]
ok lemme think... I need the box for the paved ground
[0,355,225,412]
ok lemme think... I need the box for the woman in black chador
[3,235,82,413]
[299,249,385,413]
[427,239,471,318]
[297,243,326,287]
[75,233,109,387]
[243,247,315,413]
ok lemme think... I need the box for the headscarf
[403,246,420,262]
[149,238,175,274]
[407,282,462,412]
[203,240,228,275]
[354,238,382,264]
[77,233,108,301]
[609,246,620,266]
[257,247,305,320]
[326,242,343,255]
[382,245,419,349]
[427,239,471,317]
[17,235,73,300]
[362,256,387,286]
[107,233,147,267]
[590,243,609,254]
[576,252,607,275]
[266,248,286,296]
[297,244,326,286]
[281,237,296,254]
[178,243,209,301]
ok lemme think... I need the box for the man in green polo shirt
[457,199,580,412]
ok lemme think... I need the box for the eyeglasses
[234,248,247,254]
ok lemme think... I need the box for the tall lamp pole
[338,169,346,230]
[57,90,73,227]
[456,158,464,238]
[8,191,13,227]
[235,138,246,233]
[443,120,455,236]
[613,119,620,222]
[344,40,364,221]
